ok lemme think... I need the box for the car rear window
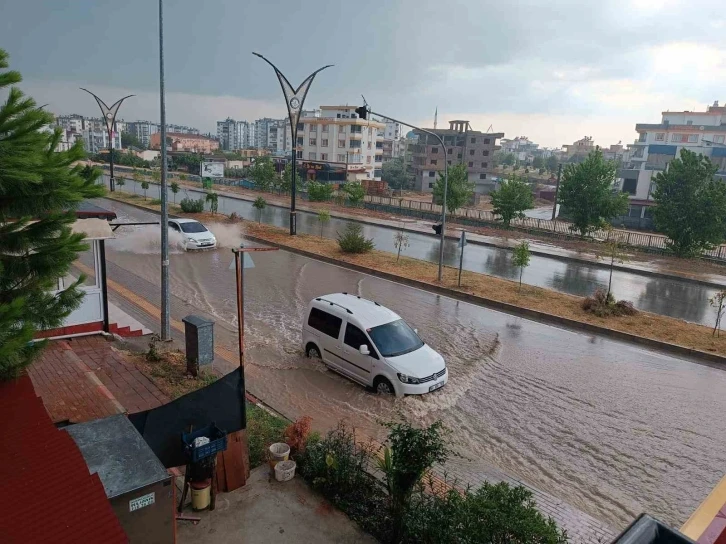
[180,222,208,233]
[308,308,342,339]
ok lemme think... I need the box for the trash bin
[182,315,214,375]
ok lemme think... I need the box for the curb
[243,234,726,367]
[114,181,726,289]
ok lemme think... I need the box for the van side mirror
[359,345,370,356]
[414,328,418,335]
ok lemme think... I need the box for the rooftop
[317,293,401,328]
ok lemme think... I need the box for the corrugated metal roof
[0,375,127,544]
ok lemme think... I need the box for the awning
[71,218,115,240]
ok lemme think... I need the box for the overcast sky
[2,0,725,148]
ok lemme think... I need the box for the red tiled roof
[0,375,127,543]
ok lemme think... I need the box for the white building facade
[296,106,385,181]
[217,118,241,151]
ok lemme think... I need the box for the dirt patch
[244,221,726,359]
[125,348,218,400]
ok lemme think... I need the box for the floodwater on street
[106,176,724,326]
[96,198,726,531]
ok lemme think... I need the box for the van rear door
[307,307,344,369]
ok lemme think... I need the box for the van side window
[308,308,342,339]
[344,324,378,359]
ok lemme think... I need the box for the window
[468,161,473,167]
[309,124,317,133]
[296,150,302,159]
[321,139,329,147]
[297,123,304,132]
[448,160,452,165]
[344,324,377,358]
[481,162,488,168]
[428,182,434,189]
[338,140,346,148]
[368,142,372,149]
[714,135,725,144]
[469,149,474,155]
[483,150,489,156]
[338,125,346,134]
[368,319,423,358]
[479,173,486,179]
[622,178,637,195]
[366,156,371,164]
[308,308,342,339]
[457,153,462,159]
[350,140,362,149]
[484,138,491,144]
[309,138,317,146]
[431,147,438,154]
[688,134,699,143]
[428,171,435,177]
[337,154,346,162]
[471,137,476,144]
[686,120,693,126]
[447,148,452,154]
[671,134,688,142]
[297,137,303,146]
[655,133,665,141]
[431,159,438,165]
[321,153,328,161]
[322,124,328,133]
[308,152,317,160]
[375,155,382,162]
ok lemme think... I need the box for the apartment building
[125,120,159,147]
[294,106,385,181]
[562,136,595,159]
[217,118,241,151]
[410,120,503,194]
[149,132,219,154]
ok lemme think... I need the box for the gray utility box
[183,314,215,374]
[65,415,174,544]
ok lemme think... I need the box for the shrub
[338,223,374,254]
[228,211,241,222]
[307,180,334,201]
[179,197,204,213]
[252,196,266,222]
[284,415,312,457]
[582,289,637,317]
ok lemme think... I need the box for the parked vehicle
[302,293,447,396]
[168,218,217,250]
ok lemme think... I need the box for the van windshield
[367,319,423,358]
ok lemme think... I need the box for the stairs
[108,302,152,338]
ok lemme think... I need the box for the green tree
[140,180,150,199]
[249,156,276,191]
[546,155,559,173]
[116,177,125,189]
[0,49,105,379]
[120,131,144,149]
[337,223,374,253]
[512,241,531,292]
[490,175,535,226]
[252,196,266,222]
[532,156,544,169]
[558,149,628,237]
[342,182,366,205]
[602,228,629,299]
[382,156,408,194]
[502,153,516,166]
[317,209,330,238]
[205,191,219,214]
[307,181,334,202]
[432,163,474,214]
[170,181,179,203]
[651,149,726,257]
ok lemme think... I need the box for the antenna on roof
[486,124,493,133]
[434,106,438,129]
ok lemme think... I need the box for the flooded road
[107,176,723,326]
[100,198,726,530]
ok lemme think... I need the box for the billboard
[201,161,224,178]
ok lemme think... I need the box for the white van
[302,293,448,396]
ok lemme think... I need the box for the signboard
[228,253,255,270]
[301,161,325,171]
[201,161,224,178]
[129,492,155,512]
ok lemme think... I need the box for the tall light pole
[253,53,332,235]
[359,106,449,282]
[158,0,170,340]
[81,89,133,192]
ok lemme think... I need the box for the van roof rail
[315,297,353,314]
[342,292,381,306]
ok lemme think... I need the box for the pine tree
[0,49,104,379]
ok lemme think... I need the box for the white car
[168,218,217,250]
[302,293,448,396]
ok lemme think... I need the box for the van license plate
[429,382,443,392]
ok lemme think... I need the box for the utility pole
[159,0,170,340]
[551,162,562,221]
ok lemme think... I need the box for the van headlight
[397,373,421,384]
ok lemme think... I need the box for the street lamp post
[81,89,133,193]
[361,107,449,282]
[253,53,332,235]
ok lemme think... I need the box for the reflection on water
[638,278,711,323]
[485,249,519,280]
[548,262,607,296]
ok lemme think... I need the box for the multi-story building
[500,136,539,163]
[83,129,121,154]
[410,120,503,194]
[55,114,85,134]
[562,136,595,159]
[619,101,726,224]
[267,119,291,156]
[240,121,255,149]
[167,124,199,135]
[295,106,386,182]
[125,120,160,148]
[217,118,241,151]
[149,132,219,154]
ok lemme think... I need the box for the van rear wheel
[374,377,394,396]
[306,343,321,359]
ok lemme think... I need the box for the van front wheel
[374,377,394,396]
